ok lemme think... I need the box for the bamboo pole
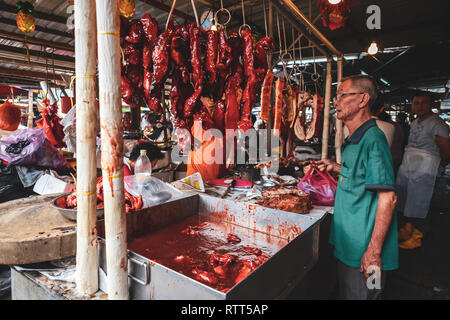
[95,0,128,300]
[27,90,33,128]
[321,58,332,159]
[267,0,273,157]
[335,55,344,163]
[74,0,99,295]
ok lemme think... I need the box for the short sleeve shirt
[330,118,398,270]
[407,114,450,156]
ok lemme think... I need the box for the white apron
[396,147,441,218]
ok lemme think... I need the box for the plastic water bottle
[134,149,152,188]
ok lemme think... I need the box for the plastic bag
[297,167,337,206]
[124,175,185,208]
[0,98,21,131]
[0,128,67,168]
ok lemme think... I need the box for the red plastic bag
[297,167,337,206]
[0,98,21,131]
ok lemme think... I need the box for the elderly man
[396,91,450,249]
[318,75,398,300]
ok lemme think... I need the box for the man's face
[334,80,367,121]
[411,95,432,117]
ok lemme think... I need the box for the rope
[98,31,119,37]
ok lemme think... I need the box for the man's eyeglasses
[333,92,365,102]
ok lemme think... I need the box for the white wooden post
[321,57,332,159]
[95,0,128,300]
[27,90,33,128]
[335,55,344,163]
[74,0,99,295]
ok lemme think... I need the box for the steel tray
[97,194,324,299]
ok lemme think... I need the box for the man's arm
[316,159,341,174]
[435,135,450,167]
[360,190,397,278]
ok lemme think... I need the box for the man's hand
[360,247,382,279]
[316,159,341,174]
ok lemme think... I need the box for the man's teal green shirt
[330,118,399,270]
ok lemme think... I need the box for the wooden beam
[0,17,73,39]
[2,3,68,25]
[139,0,194,22]
[0,30,74,52]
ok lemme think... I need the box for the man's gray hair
[341,74,378,108]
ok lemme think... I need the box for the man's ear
[360,93,370,109]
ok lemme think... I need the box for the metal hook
[214,8,231,27]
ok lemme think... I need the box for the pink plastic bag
[297,167,337,206]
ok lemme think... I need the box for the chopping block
[0,194,76,265]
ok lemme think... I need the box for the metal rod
[321,58,332,159]
[335,55,344,164]
[277,0,341,56]
[270,2,330,58]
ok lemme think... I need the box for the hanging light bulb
[367,41,378,55]
[328,0,342,4]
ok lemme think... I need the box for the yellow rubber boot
[398,222,413,241]
[399,228,423,249]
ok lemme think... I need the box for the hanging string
[190,0,199,27]
[282,17,287,55]
[312,47,319,94]
[241,0,246,26]
[166,0,177,31]
[276,13,282,56]
[263,0,268,37]
[52,48,59,102]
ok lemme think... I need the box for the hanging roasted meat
[124,19,143,44]
[216,27,232,99]
[205,28,219,88]
[123,42,141,66]
[273,77,285,136]
[294,93,323,141]
[224,64,244,131]
[281,84,297,128]
[141,13,158,70]
[238,28,258,132]
[183,23,203,118]
[254,37,274,83]
[260,70,274,123]
[148,28,173,114]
